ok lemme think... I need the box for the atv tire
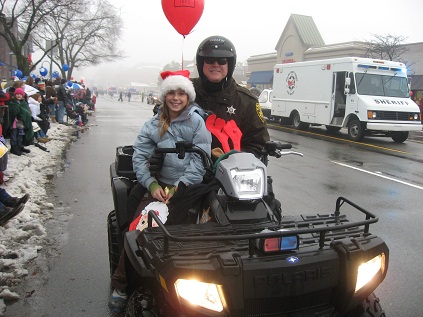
[126,287,162,317]
[346,292,385,317]
[107,210,120,277]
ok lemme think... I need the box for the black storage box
[115,145,136,180]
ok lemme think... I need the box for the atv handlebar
[154,141,301,168]
[154,141,213,168]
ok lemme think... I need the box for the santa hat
[159,70,195,103]
[14,88,25,96]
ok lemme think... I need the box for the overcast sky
[76,0,423,85]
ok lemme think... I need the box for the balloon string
[182,35,185,70]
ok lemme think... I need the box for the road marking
[332,161,423,190]
[267,124,411,155]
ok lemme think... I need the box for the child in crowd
[6,88,34,156]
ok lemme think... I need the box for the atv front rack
[144,197,378,256]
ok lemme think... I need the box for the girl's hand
[151,187,166,202]
[164,186,176,204]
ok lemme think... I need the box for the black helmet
[196,36,237,80]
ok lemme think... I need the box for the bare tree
[36,0,124,80]
[0,0,76,76]
[363,34,409,61]
[363,33,416,74]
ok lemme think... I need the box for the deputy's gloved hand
[149,152,165,177]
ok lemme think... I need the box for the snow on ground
[0,123,80,315]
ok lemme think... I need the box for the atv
[108,141,388,317]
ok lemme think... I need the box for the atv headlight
[355,253,386,292]
[231,168,265,200]
[175,279,224,312]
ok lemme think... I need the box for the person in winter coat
[127,36,272,228]
[133,73,211,201]
[44,80,57,121]
[108,70,212,313]
[193,35,270,157]
[28,93,50,142]
[55,79,69,124]
[0,89,11,125]
[4,88,34,155]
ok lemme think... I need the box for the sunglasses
[204,57,228,65]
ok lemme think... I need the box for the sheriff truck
[271,57,422,142]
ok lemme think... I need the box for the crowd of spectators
[0,74,96,224]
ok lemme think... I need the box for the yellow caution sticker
[256,103,265,122]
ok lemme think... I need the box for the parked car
[258,89,274,120]
[147,92,159,105]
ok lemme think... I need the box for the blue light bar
[358,64,377,69]
[281,235,299,250]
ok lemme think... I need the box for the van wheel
[348,119,365,141]
[108,210,120,277]
[391,131,409,143]
[292,112,309,130]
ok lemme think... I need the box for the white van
[271,57,422,142]
[258,89,274,120]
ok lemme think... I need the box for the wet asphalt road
[5,96,423,316]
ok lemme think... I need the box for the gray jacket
[133,103,211,189]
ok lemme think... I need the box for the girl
[133,69,211,202]
[109,70,212,313]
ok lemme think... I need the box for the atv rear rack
[144,196,378,256]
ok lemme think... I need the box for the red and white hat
[159,70,195,103]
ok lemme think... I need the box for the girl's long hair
[159,105,171,138]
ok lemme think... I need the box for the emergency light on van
[357,64,377,69]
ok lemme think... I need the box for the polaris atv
[108,141,388,317]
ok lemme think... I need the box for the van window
[355,73,408,98]
[259,91,269,103]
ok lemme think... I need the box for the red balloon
[162,0,204,36]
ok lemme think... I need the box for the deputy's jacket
[193,77,270,157]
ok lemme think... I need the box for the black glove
[149,152,165,177]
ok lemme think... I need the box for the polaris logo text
[254,266,332,287]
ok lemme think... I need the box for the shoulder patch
[256,103,265,123]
